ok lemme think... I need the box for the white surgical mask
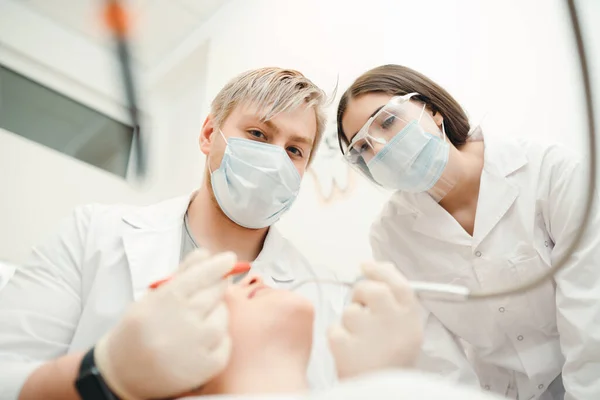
[366,121,450,193]
[210,130,301,229]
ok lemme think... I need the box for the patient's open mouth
[248,286,268,299]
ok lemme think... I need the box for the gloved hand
[328,261,424,380]
[94,249,235,400]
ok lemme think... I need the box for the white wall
[1,0,599,279]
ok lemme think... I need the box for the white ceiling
[18,0,229,69]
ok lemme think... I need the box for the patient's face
[226,274,315,351]
[181,275,315,397]
[195,275,315,396]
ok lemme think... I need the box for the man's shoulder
[68,202,141,235]
[74,202,137,221]
[75,194,192,230]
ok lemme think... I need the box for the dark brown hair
[337,64,470,151]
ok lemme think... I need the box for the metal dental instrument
[290,278,470,302]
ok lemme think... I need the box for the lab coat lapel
[472,169,518,248]
[472,134,526,248]
[253,226,296,286]
[122,195,193,300]
[411,193,473,246]
[409,131,527,248]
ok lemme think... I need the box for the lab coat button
[538,384,544,390]
[499,307,505,313]
[544,241,549,247]
[475,251,482,257]
[517,335,524,341]
[484,385,491,390]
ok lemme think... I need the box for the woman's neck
[438,141,485,213]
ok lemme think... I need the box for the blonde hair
[211,67,327,164]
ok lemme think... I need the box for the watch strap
[75,347,121,400]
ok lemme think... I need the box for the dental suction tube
[467,0,596,300]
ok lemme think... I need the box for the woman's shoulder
[485,134,587,206]
[488,133,582,172]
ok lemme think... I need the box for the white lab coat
[370,132,600,400]
[0,195,345,400]
[0,261,16,292]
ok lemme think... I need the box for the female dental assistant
[336,64,600,400]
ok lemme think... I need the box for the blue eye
[381,115,396,129]
[287,146,303,158]
[353,139,369,153]
[248,129,266,139]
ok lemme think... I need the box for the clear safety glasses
[344,93,420,158]
[340,92,435,182]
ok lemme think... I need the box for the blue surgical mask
[366,121,449,192]
[210,131,301,229]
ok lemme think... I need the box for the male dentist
[0,67,345,400]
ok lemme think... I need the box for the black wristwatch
[74,347,121,400]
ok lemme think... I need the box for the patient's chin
[274,292,315,323]
[274,295,315,342]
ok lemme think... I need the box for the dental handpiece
[148,262,252,290]
[290,277,471,302]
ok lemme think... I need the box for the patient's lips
[248,284,270,299]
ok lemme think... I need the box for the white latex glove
[94,249,235,400]
[328,261,424,380]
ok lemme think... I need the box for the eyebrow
[349,105,385,143]
[291,135,314,147]
[264,120,314,147]
[263,119,280,133]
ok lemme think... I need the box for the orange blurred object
[148,262,252,290]
[104,1,129,37]
[224,262,252,278]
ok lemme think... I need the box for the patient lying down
[181,275,504,400]
[190,275,315,396]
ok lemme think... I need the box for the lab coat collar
[253,226,296,283]
[410,193,473,246]
[122,194,194,230]
[472,130,526,248]
[404,128,527,247]
[478,127,528,178]
[121,192,294,300]
[122,193,195,300]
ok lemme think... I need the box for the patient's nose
[242,274,264,287]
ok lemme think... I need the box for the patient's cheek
[226,291,315,344]
[256,294,315,332]
[286,297,315,330]
[274,293,315,316]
